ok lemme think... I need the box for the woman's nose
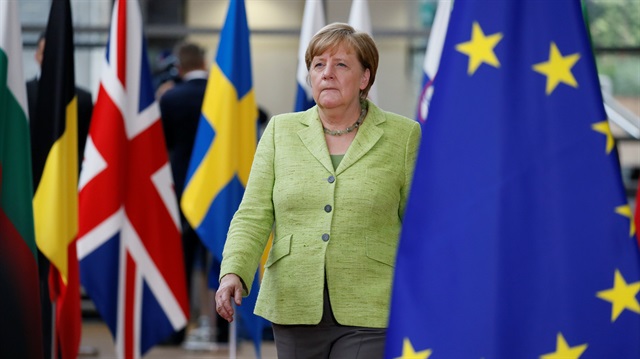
[322,66,334,79]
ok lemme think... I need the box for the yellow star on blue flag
[591,121,615,154]
[456,21,503,75]
[614,204,637,237]
[596,269,640,321]
[395,338,432,359]
[532,42,580,95]
[539,333,587,359]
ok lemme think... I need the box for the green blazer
[220,100,421,327]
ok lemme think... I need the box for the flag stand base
[77,345,99,356]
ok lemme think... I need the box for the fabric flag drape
[77,0,189,358]
[29,0,81,357]
[181,0,265,355]
[636,182,640,246]
[348,0,378,104]
[0,2,44,358]
[294,0,325,112]
[386,0,640,358]
[415,0,451,123]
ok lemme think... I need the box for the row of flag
[2,0,211,357]
[1,0,271,357]
[1,0,639,358]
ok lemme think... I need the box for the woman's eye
[337,63,347,67]
[313,62,324,68]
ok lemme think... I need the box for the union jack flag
[77,1,188,358]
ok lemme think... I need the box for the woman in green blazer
[216,23,421,358]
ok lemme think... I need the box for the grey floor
[79,319,277,359]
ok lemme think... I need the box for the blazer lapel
[297,108,334,173]
[336,102,384,175]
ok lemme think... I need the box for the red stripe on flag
[0,209,44,359]
[635,183,640,246]
[58,241,81,359]
[116,0,127,85]
[126,121,187,307]
[47,241,81,359]
[125,253,136,359]
[78,85,125,238]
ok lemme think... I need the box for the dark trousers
[271,285,386,359]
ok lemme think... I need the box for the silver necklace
[323,106,367,136]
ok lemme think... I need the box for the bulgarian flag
[0,1,45,358]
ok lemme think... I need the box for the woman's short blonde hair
[305,23,379,100]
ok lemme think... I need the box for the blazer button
[322,233,330,242]
[324,204,332,213]
[327,175,335,183]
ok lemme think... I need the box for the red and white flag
[77,1,188,358]
[635,180,640,245]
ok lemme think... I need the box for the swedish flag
[386,0,640,358]
[181,0,264,355]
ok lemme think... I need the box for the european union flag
[385,1,640,358]
[181,0,264,355]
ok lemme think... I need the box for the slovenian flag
[416,0,451,123]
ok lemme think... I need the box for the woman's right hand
[215,273,244,322]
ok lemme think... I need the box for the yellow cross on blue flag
[385,1,640,358]
[181,0,265,355]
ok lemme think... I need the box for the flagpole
[229,306,237,359]
[50,301,55,359]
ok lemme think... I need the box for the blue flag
[386,1,640,358]
[181,0,264,356]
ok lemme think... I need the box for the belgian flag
[30,0,81,358]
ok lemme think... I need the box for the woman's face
[309,43,370,111]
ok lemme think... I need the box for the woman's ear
[360,68,371,90]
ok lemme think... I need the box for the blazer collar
[297,100,385,175]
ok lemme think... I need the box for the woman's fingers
[215,274,243,322]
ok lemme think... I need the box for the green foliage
[586,0,640,47]
[595,54,640,96]
[586,0,640,96]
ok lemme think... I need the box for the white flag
[348,0,378,104]
[294,0,326,111]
